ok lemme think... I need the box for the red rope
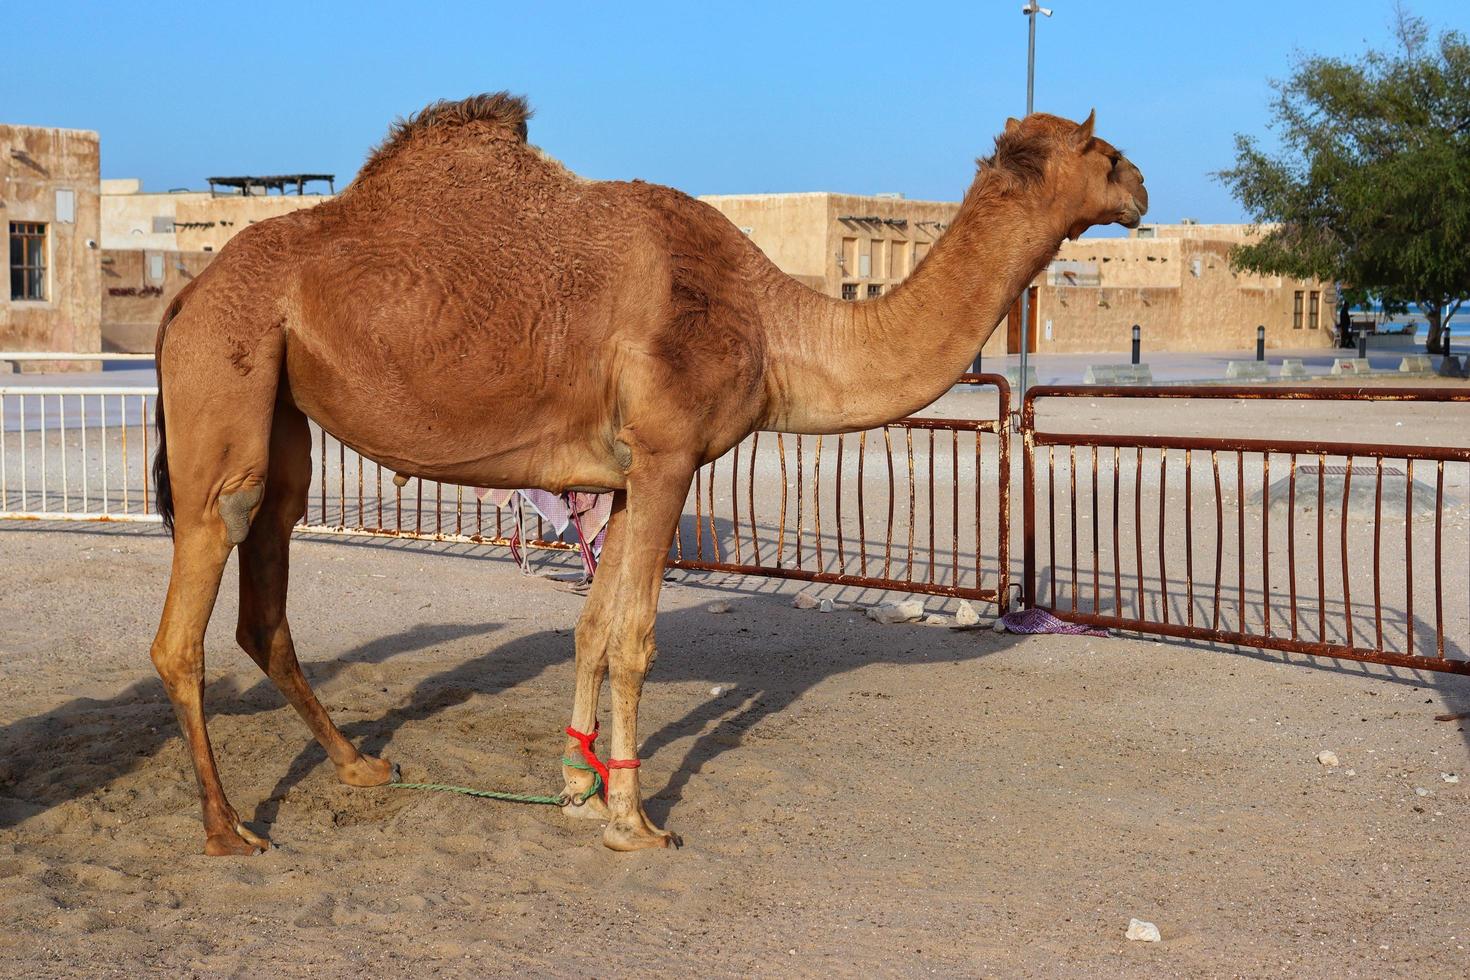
[565,725,609,794]
[607,758,641,769]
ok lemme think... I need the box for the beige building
[100,176,330,350]
[1028,222,1337,355]
[700,193,1336,355]
[1,124,102,364]
[699,192,958,299]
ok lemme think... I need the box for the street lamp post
[1015,2,1052,406]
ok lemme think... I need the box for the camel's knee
[150,638,203,695]
[218,483,265,546]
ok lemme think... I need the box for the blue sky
[5,1,1466,228]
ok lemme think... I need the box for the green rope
[389,756,602,807]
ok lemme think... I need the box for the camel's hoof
[603,820,681,852]
[205,823,270,857]
[337,754,395,787]
[560,792,611,822]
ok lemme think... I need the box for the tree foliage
[1218,7,1470,352]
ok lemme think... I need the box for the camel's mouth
[1119,197,1146,229]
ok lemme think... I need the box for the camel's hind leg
[153,528,270,855]
[236,402,394,787]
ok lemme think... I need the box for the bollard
[1357,329,1368,360]
[1256,325,1265,362]
[1131,324,1141,366]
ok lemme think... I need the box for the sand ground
[2,522,1469,978]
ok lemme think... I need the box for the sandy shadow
[0,620,500,829]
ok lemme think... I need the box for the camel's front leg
[599,454,692,851]
[558,494,627,821]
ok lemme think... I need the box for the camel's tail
[151,283,197,537]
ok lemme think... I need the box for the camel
[148,92,1146,855]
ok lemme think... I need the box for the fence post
[1256,325,1266,362]
[1131,324,1141,366]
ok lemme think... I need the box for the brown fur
[147,94,1146,854]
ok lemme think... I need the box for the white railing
[0,385,160,522]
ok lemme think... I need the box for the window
[891,241,910,279]
[858,247,871,279]
[9,222,47,301]
[870,239,887,279]
[840,237,857,276]
[147,253,165,282]
[867,284,883,299]
[1292,290,1304,329]
[1308,291,1320,329]
[55,190,75,223]
[841,283,858,301]
[152,215,175,234]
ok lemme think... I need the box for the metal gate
[1022,384,1470,675]
[0,365,1012,610]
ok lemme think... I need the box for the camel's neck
[758,173,1067,433]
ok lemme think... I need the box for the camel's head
[986,111,1148,239]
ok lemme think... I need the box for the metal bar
[749,432,761,566]
[731,441,743,565]
[776,433,788,566]
[1092,446,1100,615]
[1341,459,1353,649]
[1212,450,1222,632]
[905,428,915,583]
[858,431,868,576]
[927,430,935,584]
[1435,460,1444,659]
[1027,430,1470,464]
[796,435,804,568]
[1048,446,1057,609]
[665,556,998,605]
[814,436,824,571]
[1261,454,1269,636]
[883,427,895,579]
[1069,445,1078,611]
[1406,460,1415,651]
[1374,457,1383,650]
[1043,609,1470,676]
[1135,447,1143,619]
[1158,447,1168,624]
[1288,454,1298,640]
[1113,446,1122,618]
[1184,449,1193,627]
[1318,453,1326,643]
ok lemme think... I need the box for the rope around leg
[388,728,605,807]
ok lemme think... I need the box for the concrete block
[1438,355,1467,379]
[1225,360,1271,381]
[1084,364,1152,385]
[1002,365,1038,391]
[1330,358,1373,376]
[1278,359,1308,379]
[1398,355,1434,376]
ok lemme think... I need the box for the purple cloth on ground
[1001,608,1108,637]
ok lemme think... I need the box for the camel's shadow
[4,542,1469,837]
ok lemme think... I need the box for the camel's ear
[1005,116,1022,135]
[1075,109,1096,145]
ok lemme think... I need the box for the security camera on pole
[1016,1,1051,410]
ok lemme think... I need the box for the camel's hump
[363,92,531,170]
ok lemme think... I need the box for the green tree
[1219,7,1470,354]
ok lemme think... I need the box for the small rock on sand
[708,600,732,614]
[866,599,926,624]
[1316,751,1339,767]
[1126,919,1161,943]
[955,600,981,626]
[1414,786,1432,797]
[924,614,948,625]
[793,592,820,610]
[818,598,835,614]
[1442,772,1460,784]
[991,617,1007,633]
[710,685,735,697]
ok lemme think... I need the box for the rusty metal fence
[667,374,1010,605]
[1022,385,1470,675]
[1,363,1012,609]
